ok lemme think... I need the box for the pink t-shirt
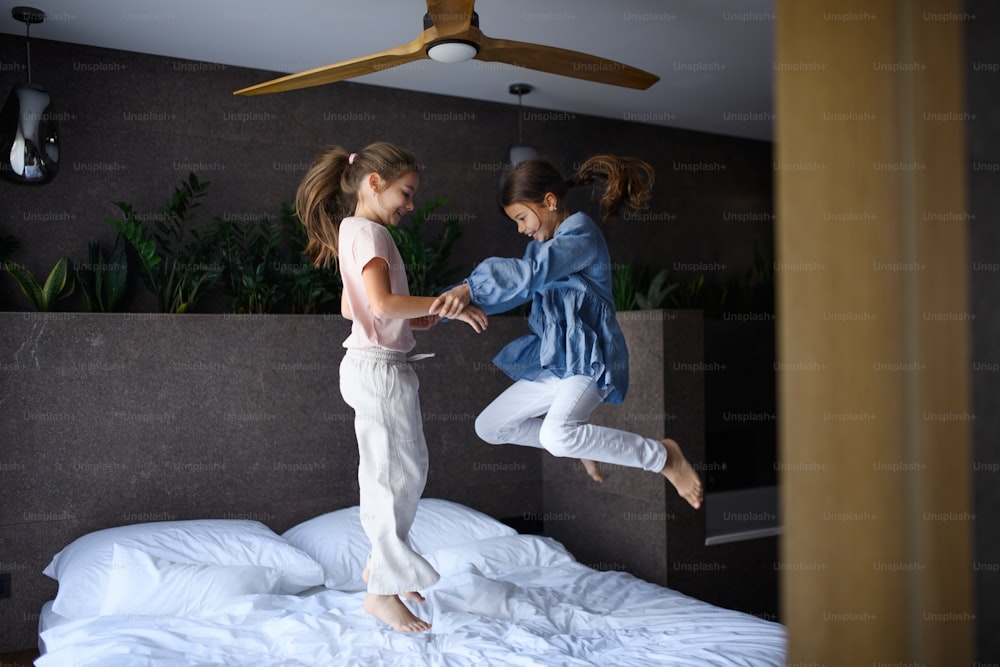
[339,216,415,352]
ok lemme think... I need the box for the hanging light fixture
[426,40,478,63]
[422,10,479,63]
[507,83,536,167]
[1,6,60,184]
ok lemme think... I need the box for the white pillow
[43,519,324,619]
[426,534,575,578]
[282,498,518,591]
[408,498,519,553]
[281,504,369,591]
[99,544,282,617]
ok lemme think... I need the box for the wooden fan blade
[426,0,476,35]
[234,36,428,96]
[476,33,659,90]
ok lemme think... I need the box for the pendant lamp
[1,6,60,184]
[508,83,536,167]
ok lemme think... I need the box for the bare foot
[363,593,431,632]
[581,459,605,483]
[659,438,704,510]
[363,567,425,603]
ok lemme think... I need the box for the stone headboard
[0,312,543,650]
[0,310,709,651]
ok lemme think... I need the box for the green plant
[612,262,644,311]
[667,273,731,317]
[108,173,222,313]
[635,268,678,310]
[277,202,341,314]
[388,196,462,296]
[209,217,285,314]
[76,233,129,312]
[612,263,680,311]
[728,241,774,314]
[4,256,75,311]
[109,201,160,284]
[753,244,775,313]
[612,244,774,318]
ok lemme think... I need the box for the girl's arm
[431,221,599,319]
[363,258,487,332]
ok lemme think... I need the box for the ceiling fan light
[426,40,478,63]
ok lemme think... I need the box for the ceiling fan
[233,0,659,96]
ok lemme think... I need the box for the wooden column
[774,1,974,663]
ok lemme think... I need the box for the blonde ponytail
[296,146,349,268]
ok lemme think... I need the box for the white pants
[340,348,440,596]
[475,373,668,473]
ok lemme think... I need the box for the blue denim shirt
[464,212,629,404]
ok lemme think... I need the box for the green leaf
[41,257,73,311]
[4,260,43,310]
[103,233,129,312]
[612,262,646,311]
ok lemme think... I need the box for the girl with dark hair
[296,141,487,632]
[430,155,703,510]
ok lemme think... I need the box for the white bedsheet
[37,535,786,666]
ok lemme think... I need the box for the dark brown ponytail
[500,154,654,221]
[570,155,655,219]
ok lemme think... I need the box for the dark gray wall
[967,1,999,662]
[0,313,542,651]
[0,35,774,314]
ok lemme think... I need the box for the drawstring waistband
[345,348,436,365]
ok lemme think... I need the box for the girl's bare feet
[581,459,605,483]
[360,568,431,631]
[659,438,704,509]
[362,569,426,606]
[363,593,432,633]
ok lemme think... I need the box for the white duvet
[37,534,786,666]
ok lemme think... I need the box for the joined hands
[428,284,486,333]
[429,284,472,320]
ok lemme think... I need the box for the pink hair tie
[348,152,357,164]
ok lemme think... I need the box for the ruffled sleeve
[466,217,600,314]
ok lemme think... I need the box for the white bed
[35,499,786,666]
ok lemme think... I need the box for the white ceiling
[0,0,775,141]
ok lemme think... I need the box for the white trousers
[340,348,440,596]
[475,373,668,473]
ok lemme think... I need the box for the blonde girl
[297,142,487,633]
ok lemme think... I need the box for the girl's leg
[474,374,561,447]
[538,375,703,509]
[475,374,604,482]
[340,352,439,632]
[538,375,663,470]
